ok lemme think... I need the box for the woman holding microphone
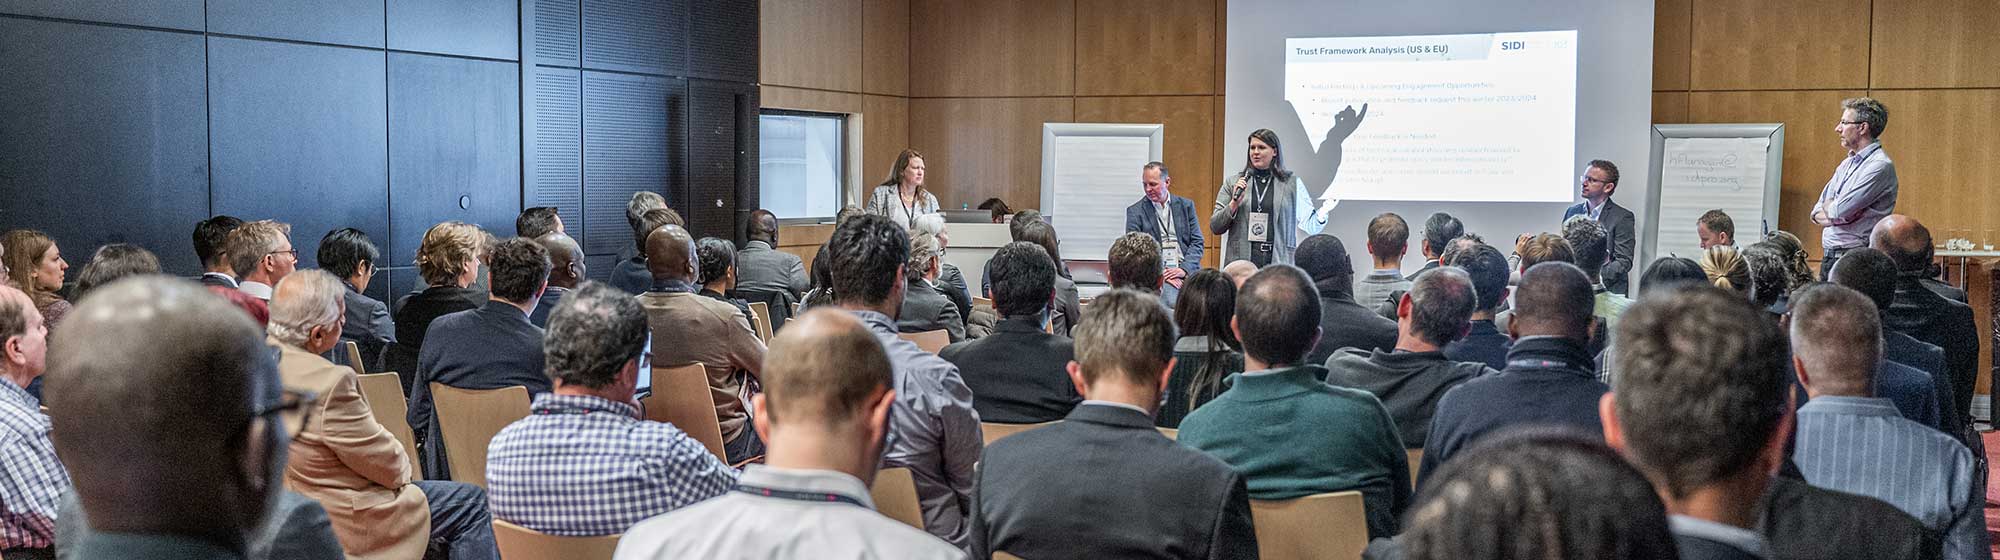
[1211,129,1328,266]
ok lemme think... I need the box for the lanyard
[1251,175,1272,212]
[1157,204,1176,239]
[734,483,868,507]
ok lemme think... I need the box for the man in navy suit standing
[1562,159,1636,295]
[1125,161,1204,307]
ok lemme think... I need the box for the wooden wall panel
[909,97,1075,211]
[759,0,862,91]
[1076,95,1219,263]
[1865,89,2000,238]
[862,0,910,96]
[1074,0,1216,96]
[1653,0,1691,90]
[861,94,910,196]
[908,0,1074,97]
[761,85,863,114]
[1870,0,2000,88]
[1652,92,1690,124]
[1687,90,1863,260]
[1689,0,1870,90]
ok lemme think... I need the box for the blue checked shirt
[485,393,737,536]
[0,379,66,549]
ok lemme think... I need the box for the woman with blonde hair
[382,222,488,391]
[1697,245,1750,295]
[3,230,72,330]
[864,149,940,229]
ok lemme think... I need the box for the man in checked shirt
[0,284,62,560]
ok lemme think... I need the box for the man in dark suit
[409,237,553,480]
[1832,247,1960,435]
[1407,213,1463,280]
[735,209,809,298]
[1562,159,1635,295]
[529,232,584,328]
[941,241,1079,424]
[969,289,1256,560]
[1871,215,1980,428]
[1294,234,1398,365]
[318,228,394,373]
[193,215,244,288]
[1124,161,1203,307]
[1441,240,1513,370]
[609,194,679,295]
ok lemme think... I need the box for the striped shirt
[0,378,66,549]
[485,394,738,536]
[1793,396,1986,559]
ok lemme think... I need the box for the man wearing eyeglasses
[0,284,60,560]
[1812,97,1898,281]
[1561,160,1635,295]
[226,220,299,302]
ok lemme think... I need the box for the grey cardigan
[1209,172,1326,264]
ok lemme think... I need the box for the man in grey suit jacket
[736,209,809,297]
[1562,160,1636,295]
[1126,162,1204,307]
[970,290,1257,559]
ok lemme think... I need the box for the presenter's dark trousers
[1820,247,1854,281]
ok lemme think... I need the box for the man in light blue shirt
[1811,97,1897,279]
[1786,284,1985,559]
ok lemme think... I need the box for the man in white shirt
[616,308,960,559]
[226,220,297,301]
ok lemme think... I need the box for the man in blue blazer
[1562,159,1636,295]
[409,237,554,481]
[1125,161,1204,307]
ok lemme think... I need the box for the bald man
[618,309,960,559]
[1870,215,1979,427]
[530,233,586,328]
[1221,260,1258,289]
[639,225,768,463]
[45,278,283,558]
[0,284,61,558]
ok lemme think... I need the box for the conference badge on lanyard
[1247,212,1272,243]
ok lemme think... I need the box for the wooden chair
[1249,491,1368,560]
[1406,449,1423,489]
[639,364,728,461]
[981,421,1057,446]
[356,372,422,478]
[994,553,1025,560]
[871,467,925,530]
[747,301,775,341]
[493,519,620,559]
[972,296,993,308]
[1156,427,1178,440]
[430,384,530,487]
[342,341,366,375]
[898,329,951,354]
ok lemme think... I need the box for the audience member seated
[1296,234,1397,364]
[1742,242,1793,316]
[1597,256,1716,385]
[1918,246,1969,303]
[618,309,960,559]
[640,225,768,464]
[1763,230,1817,293]
[1159,269,1243,428]
[827,214,982,547]
[736,209,809,299]
[71,244,159,303]
[1406,213,1464,282]
[1831,247,1957,434]
[1602,284,1788,560]
[1441,240,1513,369]
[610,192,673,294]
[1785,284,1985,558]
[269,271,498,559]
[1697,209,1736,249]
[971,290,1256,559]
[1222,259,1258,288]
[978,197,1011,224]
[227,220,296,302]
[1755,472,1940,560]
[1014,220,1082,338]
[487,282,737,536]
[897,232,966,342]
[1492,233,1574,334]
[514,206,564,238]
[1354,213,1412,308]
[42,278,286,559]
[384,222,486,388]
[1107,231,1165,297]
[529,232,585,328]
[1698,245,1751,296]
[1328,267,1492,450]
[1390,432,1677,560]
[195,215,245,288]
[409,237,553,480]
[800,245,836,309]
[1420,262,1608,484]
[318,228,393,373]
[0,285,60,560]
[1182,265,1410,539]
[1871,215,1979,431]
[981,209,1044,298]
[1562,216,1634,329]
[56,489,345,560]
[2,231,70,332]
[696,237,755,320]
[941,241,1078,424]
[912,213,974,321]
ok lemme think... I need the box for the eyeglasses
[1838,120,1866,127]
[1579,176,1611,185]
[268,249,299,259]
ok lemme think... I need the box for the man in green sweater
[1180,265,1412,539]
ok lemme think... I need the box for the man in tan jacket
[268,270,499,560]
[638,225,767,464]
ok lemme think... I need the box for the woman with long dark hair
[1210,129,1329,266]
[864,149,940,229]
[1157,269,1243,428]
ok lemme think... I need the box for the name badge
[1247,212,1271,243]
[1161,238,1182,267]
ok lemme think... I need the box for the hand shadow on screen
[1271,100,1367,204]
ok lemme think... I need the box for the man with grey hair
[1124,161,1202,306]
[227,220,297,302]
[1812,97,1897,279]
[488,282,737,536]
[896,232,965,342]
[1326,267,1493,450]
[0,284,60,559]
[269,270,498,559]
[611,192,676,294]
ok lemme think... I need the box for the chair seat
[493,519,620,559]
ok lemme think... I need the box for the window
[758,110,845,220]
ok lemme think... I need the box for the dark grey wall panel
[582,70,671,256]
[209,37,388,270]
[533,0,580,67]
[389,53,521,266]
[531,67,584,244]
[687,80,752,240]
[0,18,208,276]
[582,0,686,76]
[389,0,519,61]
[688,0,757,83]
[0,0,204,30]
[209,0,385,48]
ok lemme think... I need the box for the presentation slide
[1285,30,1577,204]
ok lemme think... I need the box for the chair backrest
[1406,449,1423,489]
[981,421,1058,446]
[747,301,775,341]
[342,341,366,375]
[493,519,620,559]
[870,467,925,530]
[994,553,1025,560]
[972,296,993,308]
[898,329,951,354]
[430,383,531,487]
[639,364,727,461]
[356,372,422,478]
[1249,491,1368,560]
